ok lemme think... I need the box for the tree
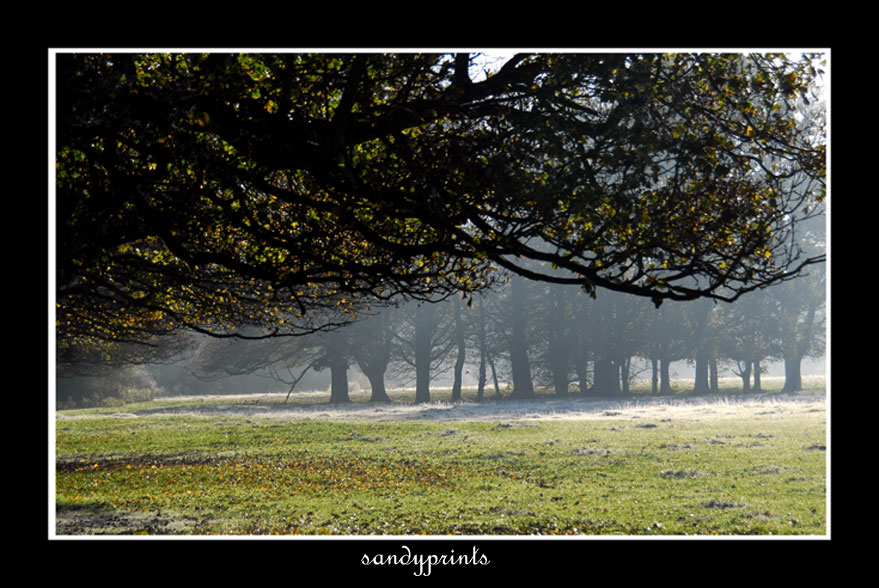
[317,332,353,404]
[570,289,594,396]
[470,289,507,400]
[714,288,776,392]
[391,299,455,403]
[348,309,396,402]
[55,52,826,358]
[775,269,825,393]
[771,181,826,393]
[588,289,627,396]
[640,300,690,395]
[685,299,717,395]
[507,275,535,398]
[536,282,576,396]
[473,294,490,400]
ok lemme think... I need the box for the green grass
[54,390,827,536]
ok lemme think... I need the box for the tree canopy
[54,51,826,363]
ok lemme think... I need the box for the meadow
[53,377,827,537]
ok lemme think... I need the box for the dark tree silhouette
[56,52,826,363]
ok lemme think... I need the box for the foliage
[55,52,827,362]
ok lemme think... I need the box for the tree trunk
[660,357,673,395]
[413,303,436,403]
[329,359,350,404]
[752,360,762,392]
[781,300,817,394]
[692,356,710,395]
[489,355,501,398]
[354,310,392,403]
[451,296,466,402]
[689,299,712,396]
[651,357,659,395]
[739,361,752,393]
[414,337,431,404]
[509,276,534,399]
[361,364,390,403]
[551,364,569,396]
[546,287,570,396]
[592,357,620,396]
[476,354,486,402]
[781,355,803,393]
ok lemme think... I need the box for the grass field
[53,377,827,537]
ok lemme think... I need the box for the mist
[56,258,826,409]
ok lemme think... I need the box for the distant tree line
[57,253,824,409]
[186,253,825,404]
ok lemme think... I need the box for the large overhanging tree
[54,51,826,364]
